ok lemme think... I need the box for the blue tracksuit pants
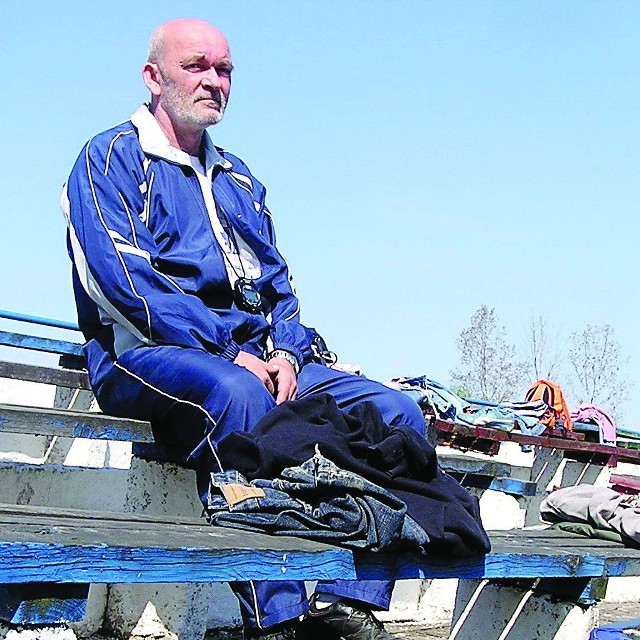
[93,345,426,630]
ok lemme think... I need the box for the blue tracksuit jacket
[62,105,312,388]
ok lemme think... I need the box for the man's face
[155,24,232,130]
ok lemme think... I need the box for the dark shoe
[245,620,298,640]
[305,594,403,640]
[296,615,343,640]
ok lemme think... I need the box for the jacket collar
[130,104,232,172]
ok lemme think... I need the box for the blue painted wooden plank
[489,477,537,497]
[0,543,637,584]
[0,310,80,332]
[0,543,356,583]
[0,404,153,442]
[446,471,537,497]
[0,584,88,624]
[0,506,638,585]
[0,331,83,357]
[603,557,640,577]
[351,552,612,582]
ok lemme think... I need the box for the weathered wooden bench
[1,310,640,639]
[1,507,640,632]
[433,419,640,467]
[432,416,640,531]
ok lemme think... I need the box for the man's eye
[217,67,232,78]
[185,64,203,71]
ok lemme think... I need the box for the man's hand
[233,351,275,396]
[266,357,298,404]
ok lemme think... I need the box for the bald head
[147,19,229,70]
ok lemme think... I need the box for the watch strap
[267,349,300,374]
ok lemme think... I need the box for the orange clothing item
[525,379,573,432]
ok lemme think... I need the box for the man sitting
[62,18,426,640]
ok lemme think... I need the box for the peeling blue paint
[0,331,83,356]
[0,408,153,442]
[0,540,636,585]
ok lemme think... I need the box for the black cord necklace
[214,202,263,313]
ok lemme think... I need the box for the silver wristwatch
[267,349,300,374]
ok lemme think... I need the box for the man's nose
[201,69,222,89]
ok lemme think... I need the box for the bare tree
[567,324,631,420]
[451,305,527,402]
[523,314,564,382]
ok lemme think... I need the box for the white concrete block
[377,580,423,622]
[63,439,108,468]
[69,584,107,638]
[106,440,133,469]
[0,379,55,407]
[479,490,525,530]
[104,585,208,640]
[451,580,598,640]
[378,578,458,626]
[129,601,179,639]
[416,579,458,627]
[605,577,640,603]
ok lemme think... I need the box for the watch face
[243,286,261,306]
[234,278,263,312]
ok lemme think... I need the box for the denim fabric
[390,375,547,436]
[207,450,429,552]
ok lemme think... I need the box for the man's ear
[142,62,162,97]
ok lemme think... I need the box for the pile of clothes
[540,484,640,547]
[540,485,640,639]
[386,375,550,436]
[207,393,491,558]
[388,375,623,445]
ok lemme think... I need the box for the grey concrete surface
[383,602,640,640]
[0,600,636,639]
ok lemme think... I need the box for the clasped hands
[234,351,298,404]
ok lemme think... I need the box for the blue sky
[1,1,639,422]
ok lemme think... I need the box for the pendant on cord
[233,277,263,313]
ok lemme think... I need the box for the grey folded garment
[540,484,640,545]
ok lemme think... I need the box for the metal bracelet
[267,349,300,374]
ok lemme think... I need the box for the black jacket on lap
[217,393,491,557]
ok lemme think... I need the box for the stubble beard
[162,84,227,128]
